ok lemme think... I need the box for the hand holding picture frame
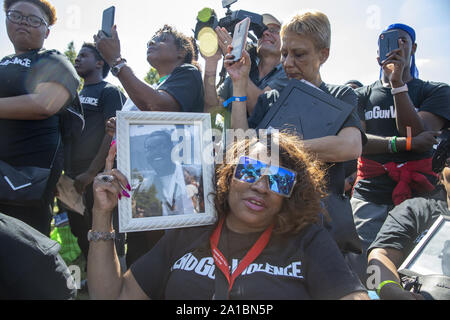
[116,111,217,232]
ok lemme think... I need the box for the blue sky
[1,0,449,89]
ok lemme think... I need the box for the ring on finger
[98,174,115,183]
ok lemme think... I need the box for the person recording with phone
[225,10,365,256]
[87,131,369,300]
[203,13,288,115]
[94,24,204,114]
[350,23,450,266]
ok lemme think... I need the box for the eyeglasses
[233,156,297,198]
[265,27,280,35]
[7,10,48,28]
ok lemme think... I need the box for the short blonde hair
[281,10,331,50]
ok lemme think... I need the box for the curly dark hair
[4,0,57,25]
[213,131,329,235]
[154,24,200,71]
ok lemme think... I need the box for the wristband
[377,280,403,297]
[406,126,412,151]
[388,138,393,154]
[87,230,116,242]
[223,96,247,108]
[391,84,408,95]
[391,136,398,153]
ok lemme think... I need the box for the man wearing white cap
[203,13,288,115]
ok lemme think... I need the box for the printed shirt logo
[365,106,397,121]
[365,106,420,121]
[0,57,31,67]
[171,252,304,280]
[79,95,99,107]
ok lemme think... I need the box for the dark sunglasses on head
[233,156,297,198]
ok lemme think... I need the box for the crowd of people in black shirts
[0,0,449,300]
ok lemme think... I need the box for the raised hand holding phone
[230,17,250,61]
[101,6,115,37]
[378,30,399,65]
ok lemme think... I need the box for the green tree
[64,41,83,90]
[64,41,77,65]
[144,67,160,85]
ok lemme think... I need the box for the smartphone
[378,30,399,64]
[101,6,115,37]
[230,17,250,61]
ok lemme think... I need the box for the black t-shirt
[368,198,449,259]
[69,81,125,174]
[158,63,204,113]
[0,213,76,299]
[131,223,365,300]
[353,79,450,204]
[248,82,365,195]
[0,49,80,168]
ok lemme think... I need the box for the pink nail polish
[118,193,122,200]
[111,140,116,147]
[122,190,130,198]
[126,184,131,191]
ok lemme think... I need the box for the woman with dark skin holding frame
[87,132,369,300]
[0,0,80,236]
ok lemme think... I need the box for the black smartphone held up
[378,29,399,64]
[101,6,115,37]
[230,17,250,61]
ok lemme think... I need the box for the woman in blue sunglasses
[87,132,369,300]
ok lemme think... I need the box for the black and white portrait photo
[116,112,216,232]
[129,125,204,218]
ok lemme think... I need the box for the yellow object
[198,27,218,58]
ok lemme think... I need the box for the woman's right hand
[92,143,131,216]
[224,47,251,92]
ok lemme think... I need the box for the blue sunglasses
[233,156,297,198]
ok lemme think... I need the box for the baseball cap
[262,13,282,27]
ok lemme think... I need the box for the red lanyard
[210,218,273,294]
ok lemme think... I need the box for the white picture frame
[399,215,450,277]
[116,111,217,232]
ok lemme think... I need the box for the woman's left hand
[92,142,131,215]
[94,25,122,67]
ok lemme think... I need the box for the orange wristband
[406,126,412,151]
